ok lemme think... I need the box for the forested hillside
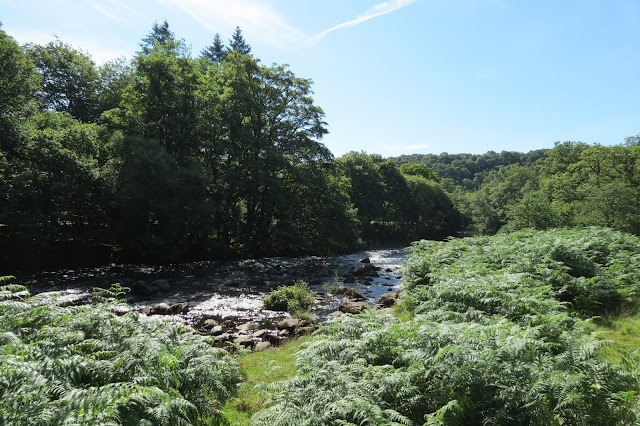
[393,139,640,236]
[0,22,460,269]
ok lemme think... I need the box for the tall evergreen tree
[201,33,226,63]
[139,20,187,56]
[228,26,251,55]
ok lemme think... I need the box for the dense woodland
[0,22,461,270]
[395,137,640,236]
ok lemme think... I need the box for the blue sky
[1,0,639,157]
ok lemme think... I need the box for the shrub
[262,281,315,314]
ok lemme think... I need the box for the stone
[237,322,260,331]
[168,302,189,314]
[328,311,344,318]
[130,280,154,296]
[265,334,284,346]
[151,279,171,292]
[376,292,398,308]
[208,325,224,335]
[277,317,308,330]
[296,326,316,336]
[339,301,370,314]
[202,318,219,329]
[278,329,290,337]
[254,341,272,352]
[252,329,269,338]
[343,288,365,300]
[143,303,171,315]
[360,257,371,263]
[233,336,255,348]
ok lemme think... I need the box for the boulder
[330,286,365,300]
[339,301,370,314]
[233,336,255,348]
[208,325,224,336]
[237,322,260,331]
[252,329,269,338]
[130,280,154,296]
[277,317,309,330]
[376,292,399,308]
[142,303,171,315]
[168,302,189,314]
[254,341,272,352]
[151,279,171,292]
[328,311,344,318]
[296,326,316,337]
[201,318,219,329]
[347,264,381,279]
[360,257,371,263]
[264,334,284,346]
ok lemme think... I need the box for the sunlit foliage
[0,278,242,425]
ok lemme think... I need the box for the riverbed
[16,248,407,335]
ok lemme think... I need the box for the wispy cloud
[311,0,417,43]
[85,0,145,23]
[86,0,122,22]
[157,0,306,47]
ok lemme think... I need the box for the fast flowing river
[16,248,408,332]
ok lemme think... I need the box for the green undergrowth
[262,281,315,320]
[0,278,242,425]
[596,310,640,363]
[223,337,311,425]
[251,227,640,425]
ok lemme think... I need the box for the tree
[96,57,135,116]
[399,162,439,181]
[139,20,188,57]
[228,26,251,55]
[201,33,226,63]
[25,40,100,122]
[2,111,111,268]
[0,27,39,143]
[107,21,202,163]
[212,53,330,253]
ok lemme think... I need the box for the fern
[0,287,242,425]
[252,228,640,425]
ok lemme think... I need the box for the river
[14,248,407,342]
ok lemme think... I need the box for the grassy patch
[596,311,640,361]
[223,336,311,425]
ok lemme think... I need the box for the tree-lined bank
[0,22,460,270]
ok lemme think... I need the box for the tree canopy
[0,22,462,269]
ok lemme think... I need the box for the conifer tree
[201,33,226,63]
[228,26,251,55]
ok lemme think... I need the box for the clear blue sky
[1,0,639,157]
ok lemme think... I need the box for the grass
[596,310,640,362]
[222,336,312,425]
